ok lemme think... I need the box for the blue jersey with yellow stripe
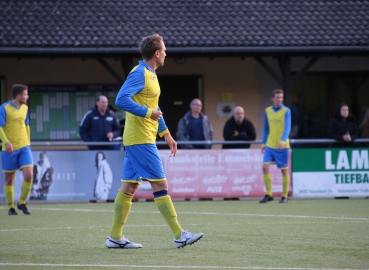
[0,101,30,150]
[262,104,291,149]
[115,60,169,146]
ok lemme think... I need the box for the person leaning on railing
[328,103,359,148]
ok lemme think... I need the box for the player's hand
[278,142,285,150]
[164,133,177,157]
[151,110,163,121]
[5,142,14,154]
[261,146,265,154]
[233,130,239,137]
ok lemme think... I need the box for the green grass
[0,199,368,270]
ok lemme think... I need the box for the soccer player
[260,89,291,203]
[105,34,203,249]
[0,84,33,215]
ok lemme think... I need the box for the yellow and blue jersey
[262,104,291,149]
[115,60,169,146]
[0,101,30,151]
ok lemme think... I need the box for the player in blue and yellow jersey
[260,89,291,204]
[105,34,203,249]
[0,84,33,215]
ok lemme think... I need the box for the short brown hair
[271,89,284,97]
[12,84,28,99]
[139,34,164,60]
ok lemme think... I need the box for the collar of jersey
[139,60,156,76]
[272,104,284,112]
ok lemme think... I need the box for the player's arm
[0,106,13,154]
[157,107,169,137]
[115,69,152,118]
[280,108,291,147]
[26,108,31,144]
[261,112,269,152]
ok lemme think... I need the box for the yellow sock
[19,181,32,204]
[4,185,15,209]
[263,174,273,196]
[109,189,133,240]
[282,174,290,198]
[154,195,183,239]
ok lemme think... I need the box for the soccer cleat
[279,197,288,203]
[174,230,204,248]
[106,236,142,249]
[8,208,18,215]
[17,203,31,215]
[259,195,274,203]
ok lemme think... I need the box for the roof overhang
[0,46,368,58]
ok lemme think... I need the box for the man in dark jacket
[222,106,256,149]
[176,99,213,149]
[328,103,359,147]
[79,95,121,150]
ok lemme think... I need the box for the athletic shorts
[263,147,289,169]
[2,146,33,172]
[121,144,166,183]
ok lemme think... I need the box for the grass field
[0,199,368,270]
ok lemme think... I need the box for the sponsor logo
[172,187,195,193]
[106,116,113,121]
[325,150,369,170]
[233,174,256,184]
[93,116,99,120]
[231,185,252,196]
[202,175,227,184]
[206,186,222,193]
[170,176,197,184]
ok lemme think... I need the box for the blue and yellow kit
[262,104,291,149]
[0,101,30,151]
[116,60,169,145]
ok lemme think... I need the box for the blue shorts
[2,146,33,172]
[122,144,166,183]
[263,147,289,169]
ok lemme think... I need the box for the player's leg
[106,152,142,249]
[151,180,204,248]
[4,172,17,215]
[260,147,274,203]
[17,146,33,214]
[275,148,290,203]
[2,150,18,214]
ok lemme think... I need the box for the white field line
[0,263,360,270]
[1,206,367,221]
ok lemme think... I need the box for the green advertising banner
[293,148,369,198]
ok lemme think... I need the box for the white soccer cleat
[106,236,142,249]
[174,230,204,248]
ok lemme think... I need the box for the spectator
[176,98,213,149]
[222,106,256,149]
[359,109,369,146]
[328,103,359,147]
[79,95,121,150]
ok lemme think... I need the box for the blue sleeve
[79,111,92,142]
[25,107,30,126]
[262,112,269,145]
[281,108,291,142]
[0,104,6,127]
[158,107,168,133]
[115,68,149,118]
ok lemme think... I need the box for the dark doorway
[157,75,202,146]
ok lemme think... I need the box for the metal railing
[1,138,368,147]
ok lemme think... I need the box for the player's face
[233,109,244,124]
[97,153,104,161]
[19,89,29,104]
[272,93,283,107]
[157,42,166,67]
[340,106,349,118]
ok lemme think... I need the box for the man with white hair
[222,106,256,149]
